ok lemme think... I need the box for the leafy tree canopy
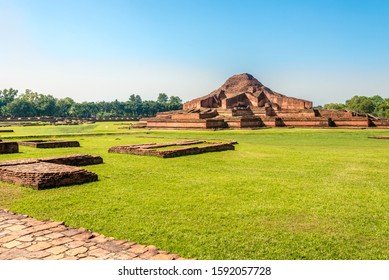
[323,94,389,117]
[0,88,183,118]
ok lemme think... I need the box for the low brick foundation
[108,140,236,158]
[40,154,103,166]
[18,140,80,148]
[0,142,18,154]
[368,136,389,139]
[0,154,102,190]
[0,154,103,167]
[0,162,97,190]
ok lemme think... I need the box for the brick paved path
[0,209,184,260]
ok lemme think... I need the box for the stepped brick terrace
[109,140,236,158]
[0,154,102,190]
[142,73,389,129]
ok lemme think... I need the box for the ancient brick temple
[144,73,389,128]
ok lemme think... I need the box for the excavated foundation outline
[0,141,19,154]
[0,154,102,190]
[108,140,237,158]
[18,140,80,148]
[368,136,389,139]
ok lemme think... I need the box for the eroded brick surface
[143,73,387,129]
[0,209,185,260]
[0,142,18,154]
[18,140,80,148]
[0,154,102,190]
[109,140,236,158]
[0,162,97,190]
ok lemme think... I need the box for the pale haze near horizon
[1,0,388,106]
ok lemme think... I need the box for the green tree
[6,98,37,117]
[125,94,143,117]
[345,95,375,114]
[17,90,57,116]
[0,88,18,117]
[142,100,158,117]
[55,97,76,117]
[68,102,98,118]
[35,94,56,116]
[157,93,168,104]
[1,88,184,118]
[323,103,346,110]
[375,98,389,118]
[167,95,183,110]
[0,88,18,107]
[370,95,384,107]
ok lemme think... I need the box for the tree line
[322,95,389,117]
[0,88,182,118]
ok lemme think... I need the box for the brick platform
[0,154,102,190]
[0,142,18,154]
[0,209,185,260]
[109,140,236,158]
[18,140,80,148]
[0,162,97,190]
[368,136,389,139]
[40,154,103,166]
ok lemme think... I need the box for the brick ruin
[368,136,389,139]
[0,142,19,154]
[109,140,236,158]
[18,140,80,148]
[0,154,102,190]
[143,73,389,129]
[40,154,103,166]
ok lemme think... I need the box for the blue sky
[1,0,388,105]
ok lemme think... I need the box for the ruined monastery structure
[144,73,389,129]
[0,154,102,190]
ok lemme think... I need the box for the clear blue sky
[1,0,388,105]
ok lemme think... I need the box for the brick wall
[0,154,102,190]
[40,154,103,166]
[0,162,97,190]
[18,140,80,148]
[109,141,236,158]
[0,142,19,154]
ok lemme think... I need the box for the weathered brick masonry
[18,140,80,148]
[142,73,388,129]
[0,142,19,154]
[0,154,102,190]
[40,154,103,166]
[109,140,236,158]
[0,162,97,190]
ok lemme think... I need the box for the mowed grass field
[0,123,388,259]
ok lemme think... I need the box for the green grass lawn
[0,124,388,259]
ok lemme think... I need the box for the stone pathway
[0,209,185,260]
